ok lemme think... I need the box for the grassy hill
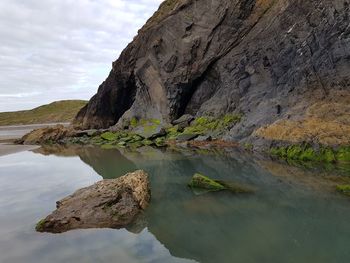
[0,100,87,126]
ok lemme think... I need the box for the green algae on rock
[183,114,242,136]
[188,173,254,194]
[270,144,350,164]
[188,173,226,191]
[336,185,350,196]
[35,219,46,232]
[101,132,119,141]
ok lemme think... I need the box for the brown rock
[36,170,151,233]
[19,125,74,145]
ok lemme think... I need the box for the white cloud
[0,0,163,111]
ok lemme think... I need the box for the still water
[0,145,349,263]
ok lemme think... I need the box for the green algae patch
[183,114,242,136]
[270,144,350,164]
[188,173,254,194]
[336,185,350,196]
[166,125,181,139]
[142,139,154,146]
[155,137,166,147]
[188,173,226,191]
[35,219,46,232]
[336,147,350,162]
[130,117,138,128]
[100,132,119,142]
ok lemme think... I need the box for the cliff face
[74,0,350,144]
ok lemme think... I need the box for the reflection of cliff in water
[33,145,136,178]
[33,145,350,263]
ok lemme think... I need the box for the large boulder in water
[36,170,151,233]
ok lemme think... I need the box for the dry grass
[254,92,350,146]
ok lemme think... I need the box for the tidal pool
[0,145,349,263]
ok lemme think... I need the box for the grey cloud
[0,0,162,111]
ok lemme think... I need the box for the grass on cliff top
[0,100,87,126]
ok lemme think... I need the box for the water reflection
[29,145,350,263]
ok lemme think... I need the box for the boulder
[134,124,166,140]
[188,173,226,191]
[36,170,151,233]
[20,125,74,145]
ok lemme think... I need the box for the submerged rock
[188,173,254,194]
[189,173,226,191]
[36,170,151,233]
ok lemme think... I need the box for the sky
[0,0,163,112]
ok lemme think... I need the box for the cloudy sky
[0,0,163,112]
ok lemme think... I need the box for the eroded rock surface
[19,125,75,145]
[36,170,150,233]
[73,0,350,147]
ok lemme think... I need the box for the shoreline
[0,123,69,157]
[0,143,39,157]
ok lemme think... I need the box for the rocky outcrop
[19,125,75,145]
[36,170,150,233]
[73,0,350,147]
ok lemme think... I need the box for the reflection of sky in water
[1,147,350,263]
[0,151,195,263]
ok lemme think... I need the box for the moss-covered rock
[142,139,154,146]
[336,185,350,196]
[336,147,350,162]
[155,137,166,146]
[35,219,46,232]
[100,132,119,141]
[188,173,226,191]
[182,114,242,136]
[188,173,254,194]
[133,119,165,139]
[271,144,350,164]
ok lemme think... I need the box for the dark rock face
[74,0,350,142]
[36,170,150,233]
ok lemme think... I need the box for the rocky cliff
[74,0,350,146]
